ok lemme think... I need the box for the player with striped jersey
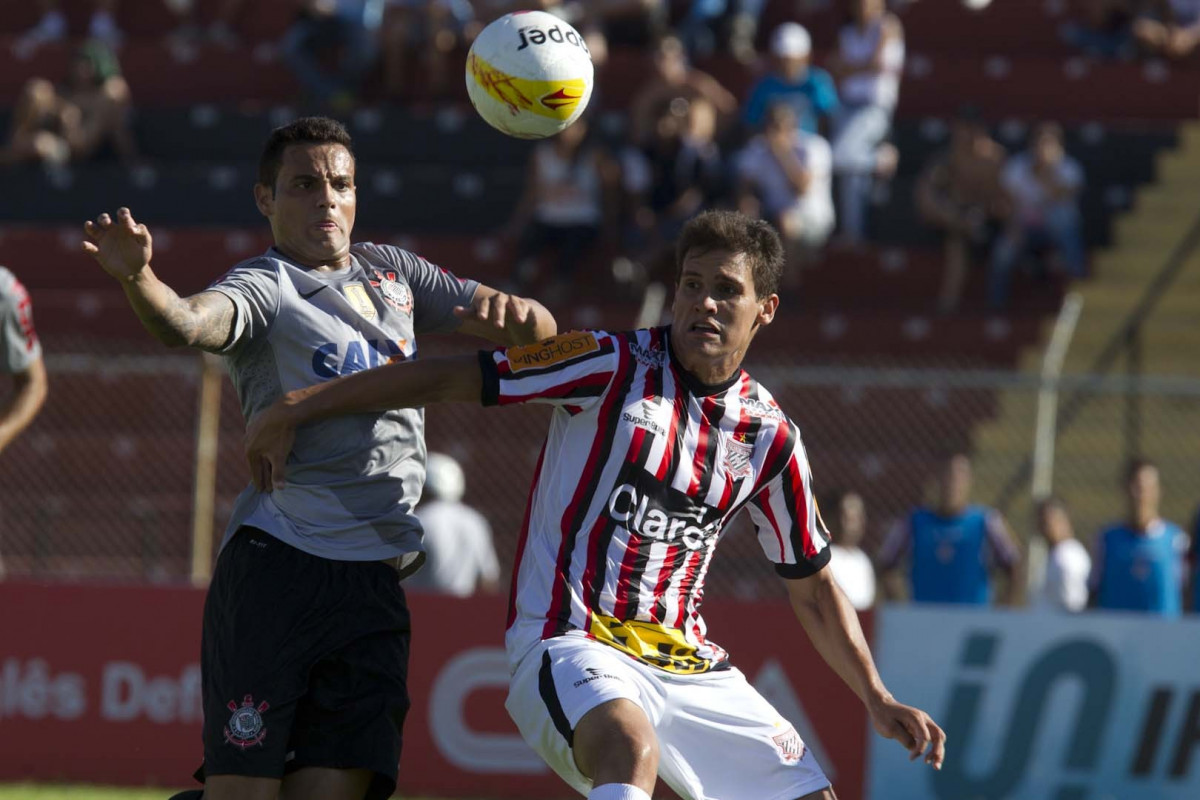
[246,210,946,800]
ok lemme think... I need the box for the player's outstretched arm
[82,207,236,352]
[454,284,556,346]
[784,570,946,770]
[244,353,482,491]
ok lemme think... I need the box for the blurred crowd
[3,0,1198,310]
[835,453,1200,618]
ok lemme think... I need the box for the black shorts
[196,527,411,800]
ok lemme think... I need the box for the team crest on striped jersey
[772,724,806,764]
[722,434,755,479]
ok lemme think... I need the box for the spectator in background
[622,97,726,276]
[629,35,738,147]
[828,0,905,248]
[916,106,1009,313]
[877,453,1021,605]
[507,115,618,301]
[0,267,49,580]
[1063,0,1137,59]
[742,22,839,136]
[1090,459,1189,616]
[679,0,769,62]
[1030,497,1091,613]
[1191,505,1199,612]
[1134,0,1200,58]
[281,0,384,110]
[988,122,1086,310]
[736,103,835,280]
[2,41,137,167]
[827,490,876,610]
[382,0,479,101]
[15,0,122,56]
[410,453,501,596]
[165,0,251,51]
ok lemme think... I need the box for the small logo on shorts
[572,667,621,688]
[772,725,805,764]
[224,694,269,749]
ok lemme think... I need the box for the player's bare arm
[785,569,946,769]
[82,207,237,352]
[0,355,48,454]
[245,354,481,491]
[454,284,557,346]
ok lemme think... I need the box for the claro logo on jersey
[607,484,721,551]
[507,332,599,373]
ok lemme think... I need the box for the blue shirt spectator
[1090,520,1188,616]
[1089,459,1187,616]
[743,23,839,135]
[877,453,1020,605]
[1193,506,1200,612]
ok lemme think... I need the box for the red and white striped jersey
[480,327,830,674]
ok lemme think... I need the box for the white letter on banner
[101,661,144,721]
[429,647,548,773]
[754,658,837,781]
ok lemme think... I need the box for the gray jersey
[210,243,478,572]
[0,267,41,374]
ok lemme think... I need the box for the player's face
[670,248,778,384]
[255,143,356,269]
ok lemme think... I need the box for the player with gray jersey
[0,266,47,456]
[0,266,49,578]
[82,116,556,800]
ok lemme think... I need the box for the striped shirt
[480,327,831,674]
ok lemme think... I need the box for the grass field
[0,788,478,800]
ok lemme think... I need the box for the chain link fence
[3,346,1198,598]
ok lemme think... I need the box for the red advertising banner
[0,582,868,799]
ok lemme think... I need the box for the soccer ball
[465,11,594,139]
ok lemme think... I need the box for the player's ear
[253,183,274,218]
[757,293,779,327]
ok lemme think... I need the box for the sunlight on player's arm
[453,284,557,346]
[244,354,483,491]
[784,570,947,770]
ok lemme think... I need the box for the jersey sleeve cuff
[478,349,500,407]
[774,545,832,579]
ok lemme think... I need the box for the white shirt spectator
[1002,152,1083,227]
[413,499,501,597]
[737,130,834,234]
[1033,538,1092,613]
[830,544,876,611]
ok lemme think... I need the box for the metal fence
[3,349,1198,598]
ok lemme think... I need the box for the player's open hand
[244,400,297,493]
[454,289,541,345]
[82,207,153,282]
[868,694,946,770]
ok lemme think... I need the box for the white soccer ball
[465,11,594,139]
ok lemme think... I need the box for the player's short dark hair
[257,116,355,192]
[675,210,784,299]
[1124,457,1158,484]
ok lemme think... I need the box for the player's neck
[272,243,351,271]
[1129,511,1158,532]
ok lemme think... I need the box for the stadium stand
[1,0,1196,586]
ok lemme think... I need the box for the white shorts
[505,635,831,800]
